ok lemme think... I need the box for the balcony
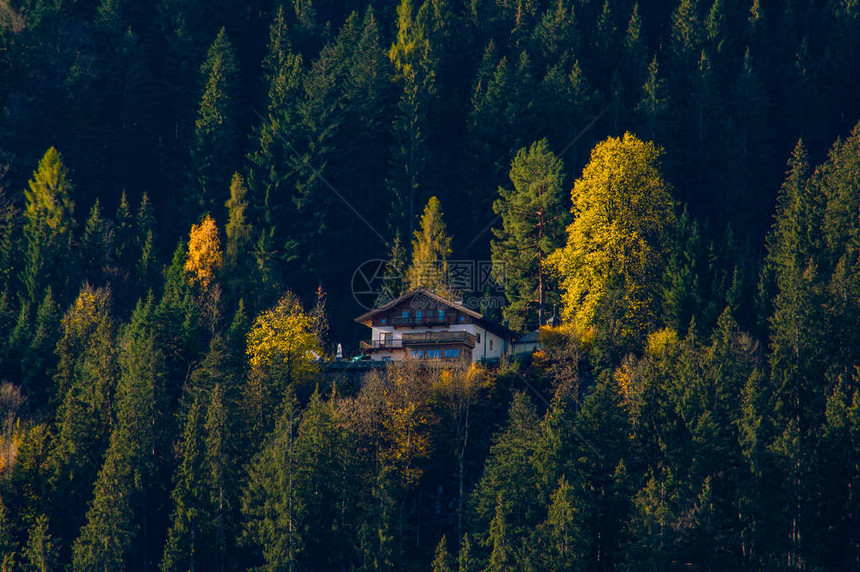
[361,331,477,351]
[403,331,477,347]
[360,338,403,350]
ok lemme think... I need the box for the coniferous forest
[1,0,860,568]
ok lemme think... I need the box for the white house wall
[368,323,509,363]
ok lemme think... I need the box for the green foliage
[161,396,209,572]
[21,514,58,572]
[240,390,302,570]
[188,27,240,221]
[492,139,568,331]
[223,173,253,300]
[432,535,454,572]
[0,2,859,570]
[22,148,75,304]
[72,296,167,570]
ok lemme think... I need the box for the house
[355,288,515,363]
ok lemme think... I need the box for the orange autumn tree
[185,215,223,290]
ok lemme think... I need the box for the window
[489,339,494,350]
[444,348,459,358]
[381,317,386,324]
[476,333,481,343]
[381,356,391,361]
[411,350,423,359]
[438,310,445,319]
[460,315,466,323]
[402,310,409,318]
[416,310,422,319]
[426,349,441,359]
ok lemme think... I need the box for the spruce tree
[187,28,240,222]
[161,396,211,572]
[48,285,118,554]
[431,535,454,572]
[79,199,110,287]
[72,296,167,571]
[21,514,58,572]
[240,389,302,570]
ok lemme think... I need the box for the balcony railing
[402,331,477,347]
[360,338,403,350]
[360,331,477,351]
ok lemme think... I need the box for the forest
[0,0,859,569]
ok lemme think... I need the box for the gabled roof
[355,287,514,336]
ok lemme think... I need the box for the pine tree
[469,392,542,547]
[670,0,704,74]
[492,139,568,331]
[247,5,303,233]
[623,3,647,90]
[113,191,135,271]
[378,231,409,305]
[293,388,357,568]
[155,241,203,394]
[485,495,516,572]
[457,533,475,572]
[20,289,60,406]
[135,193,157,288]
[0,185,20,298]
[48,285,118,553]
[205,382,235,572]
[0,500,18,570]
[535,477,585,571]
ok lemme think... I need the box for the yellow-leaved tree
[244,292,320,434]
[185,214,223,289]
[549,133,675,346]
[247,292,320,385]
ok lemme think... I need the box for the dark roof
[514,330,540,344]
[354,287,514,336]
